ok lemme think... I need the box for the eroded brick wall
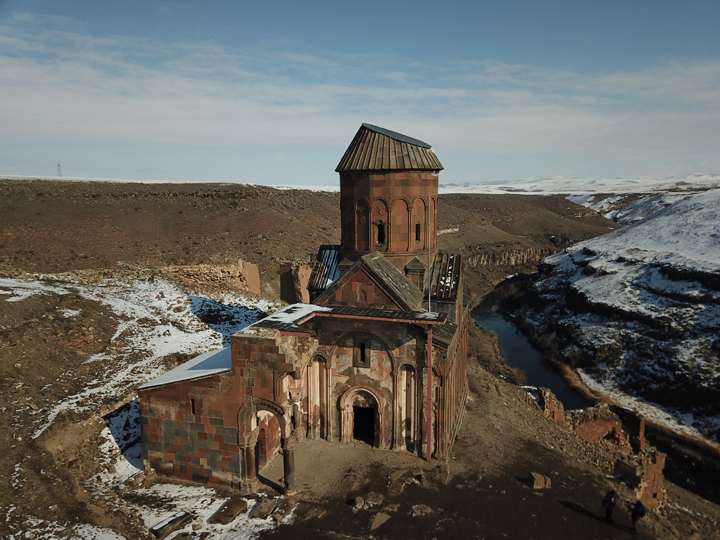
[139,375,242,486]
[340,170,439,270]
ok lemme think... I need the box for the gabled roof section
[404,256,427,273]
[336,123,444,172]
[315,252,425,311]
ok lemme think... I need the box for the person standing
[602,490,618,524]
[631,501,646,534]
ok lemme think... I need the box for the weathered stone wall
[159,260,261,296]
[571,404,624,444]
[139,375,242,486]
[340,170,439,270]
[323,269,405,309]
[614,449,667,511]
[279,263,312,304]
[539,388,565,422]
[140,328,306,488]
[311,318,417,449]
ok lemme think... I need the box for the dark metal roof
[427,252,462,301]
[310,305,446,324]
[431,320,458,348]
[361,123,431,148]
[252,304,446,334]
[308,245,342,294]
[336,124,444,172]
[360,252,425,310]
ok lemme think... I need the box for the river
[473,301,720,505]
[473,308,591,410]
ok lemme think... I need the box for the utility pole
[426,198,433,461]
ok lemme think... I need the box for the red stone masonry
[340,170,439,271]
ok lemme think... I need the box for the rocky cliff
[521,188,720,442]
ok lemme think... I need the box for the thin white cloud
[1,11,719,173]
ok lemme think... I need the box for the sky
[1,1,719,187]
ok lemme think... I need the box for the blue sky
[1,1,719,186]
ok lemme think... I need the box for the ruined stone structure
[615,450,667,511]
[138,124,470,494]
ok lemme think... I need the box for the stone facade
[340,170,439,271]
[139,124,469,494]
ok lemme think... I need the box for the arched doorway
[340,386,385,448]
[353,393,376,445]
[237,397,297,495]
[254,411,280,473]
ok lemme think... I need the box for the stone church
[139,124,470,494]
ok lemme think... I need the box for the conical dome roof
[335,123,443,172]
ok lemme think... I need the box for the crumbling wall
[610,405,646,451]
[159,260,261,296]
[614,449,667,511]
[279,263,312,304]
[569,404,625,444]
[539,388,565,422]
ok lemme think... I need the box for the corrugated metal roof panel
[308,245,342,295]
[427,251,462,301]
[336,124,443,172]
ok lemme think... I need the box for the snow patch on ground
[88,402,279,539]
[0,277,71,302]
[0,274,274,440]
[58,307,82,318]
[0,273,283,539]
[6,172,719,195]
[440,173,720,195]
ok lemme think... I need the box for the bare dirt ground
[0,180,620,298]
[1,179,718,539]
[259,360,720,539]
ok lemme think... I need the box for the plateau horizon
[2,173,719,196]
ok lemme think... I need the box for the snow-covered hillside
[1,274,279,539]
[525,188,720,442]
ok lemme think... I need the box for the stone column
[435,382,447,458]
[282,434,300,496]
[238,431,260,495]
[292,401,306,441]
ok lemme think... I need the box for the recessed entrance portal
[340,386,384,448]
[353,406,375,445]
